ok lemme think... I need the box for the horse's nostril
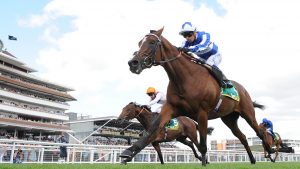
[132,60,139,66]
[129,60,139,67]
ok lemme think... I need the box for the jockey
[146,87,166,113]
[178,21,232,88]
[262,118,275,139]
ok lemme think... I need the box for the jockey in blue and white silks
[181,31,221,67]
[262,118,275,138]
[179,21,232,88]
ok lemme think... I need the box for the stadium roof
[66,116,144,131]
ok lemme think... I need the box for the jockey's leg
[267,128,275,140]
[207,53,233,88]
[188,51,232,88]
[211,65,233,88]
[271,131,275,140]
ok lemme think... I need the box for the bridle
[136,33,181,67]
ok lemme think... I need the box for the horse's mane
[129,102,152,112]
[128,102,159,117]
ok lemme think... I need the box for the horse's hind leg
[221,112,256,164]
[176,137,202,162]
[152,142,164,164]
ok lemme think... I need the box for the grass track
[1,162,300,169]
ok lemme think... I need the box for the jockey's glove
[177,47,190,53]
[141,105,151,111]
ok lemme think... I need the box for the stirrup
[226,82,233,88]
[223,80,233,88]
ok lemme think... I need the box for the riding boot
[222,74,233,88]
[211,65,233,88]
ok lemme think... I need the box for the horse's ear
[157,27,164,36]
[141,105,151,111]
[129,102,137,106]
[150,30,156,33]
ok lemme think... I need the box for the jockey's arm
[188,32,211,52]
[148,92,163,106]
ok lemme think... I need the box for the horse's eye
[149,41,155,45]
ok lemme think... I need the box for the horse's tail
[253,101,265,110]
[194,122,214,135]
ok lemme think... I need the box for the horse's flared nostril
[128,60,139,67]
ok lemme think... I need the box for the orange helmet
[146,87,156,94]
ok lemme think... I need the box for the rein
[135,107,145,119]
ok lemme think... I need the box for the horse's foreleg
[264,149,268,158]
[221,113,256,164]
[152,142,164,164]
[196,112,208,166]
[258,129,273,155]
[120,156,133,165]
[273,146,280,162]
[120,119,162,158]
[262,139,274,162]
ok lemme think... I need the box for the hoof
[119,149,133,158]
[120,160,127,165]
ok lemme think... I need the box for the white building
[0,39,76,141]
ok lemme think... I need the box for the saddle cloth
[267,131,280,143]
[165,118,179,130]
[221,82,240,102]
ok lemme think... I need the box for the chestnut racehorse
[118,102,213,164]
[121,27,269,166]
[259,122,285,162]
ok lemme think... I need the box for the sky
[1,0,300,142]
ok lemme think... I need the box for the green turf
[1,163,300,169]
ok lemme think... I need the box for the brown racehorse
[117,102,213,164]
[259,122,284,162]
[121,27,269,166]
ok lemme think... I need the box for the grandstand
[0,39,75,141]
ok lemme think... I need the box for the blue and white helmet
[262,118,268,123]
[179,22,197,35]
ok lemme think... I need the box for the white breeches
[151,104,163,113]
[206,52,222,66]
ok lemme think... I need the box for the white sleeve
[148,92,163,106]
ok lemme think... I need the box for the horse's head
[118,102,142,123]
[259,122,268,136]
[259,122,267,129]
[128,28,164,74]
